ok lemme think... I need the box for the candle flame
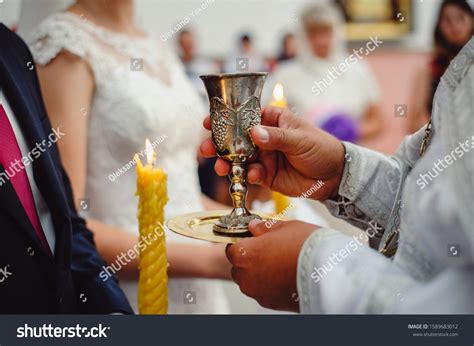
[273,83,285,101]
[145,138,155,166]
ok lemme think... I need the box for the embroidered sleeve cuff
[324,142,395,229]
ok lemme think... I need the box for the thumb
[248,219,273,237]
[250,125,297,153]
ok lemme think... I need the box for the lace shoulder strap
[28,12,94,66]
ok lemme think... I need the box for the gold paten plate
[166,210,281,244]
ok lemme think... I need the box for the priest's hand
[200,106,345,200]
[225,219,318,312]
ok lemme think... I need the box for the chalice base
[213,208,262,235]
[167,210,283,244]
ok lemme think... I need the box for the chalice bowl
[200,72,268,235]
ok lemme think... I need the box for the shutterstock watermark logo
[311,36,383,96]
[99,222,166,282]
[311,224,381,283]
[17,324,110,339]
[416,137,473,190]
[0,264,12,283]
[236,57,249,71]
[0,127,65,187]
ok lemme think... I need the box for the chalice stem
[212,160,261,234]
[229,162,248,211]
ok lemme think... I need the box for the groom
[0,24,132,313]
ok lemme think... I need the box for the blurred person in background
[267,32,298,71]
[408,0,473,133]
[224,33,267,72]
[26,0,231,314]
[268,2,383,143]
[276,33,298,63]
[177,29,220,103]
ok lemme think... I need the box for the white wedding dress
[28,12,230,314]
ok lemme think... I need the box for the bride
[27,0,231,313]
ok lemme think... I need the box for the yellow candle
[135,139,169,314]
[270,83,290,215]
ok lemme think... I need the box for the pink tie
[0,104,51,255]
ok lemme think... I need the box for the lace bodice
[29,13,206,239]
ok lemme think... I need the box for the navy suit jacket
[0,24,133,314]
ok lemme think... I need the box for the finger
[203,116,211,130]
[250,125,298,153]
[199,138,216,157]
[261,106,297,127]
[260,106,284,127]
[247,162,266,184]
[214,158,230,176]
[248,219,273,236]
